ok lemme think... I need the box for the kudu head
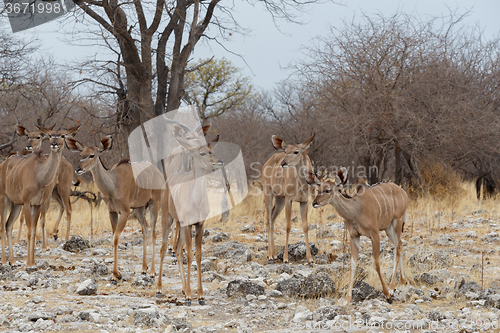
[65,136,112,174]
[306,167,348,208]
[16,124,55,152]
[171,123,211,150]
[173,126,223,171]
[35,125,80,153]
[272,133,315,168]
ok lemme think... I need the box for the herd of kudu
[0,120,410,305]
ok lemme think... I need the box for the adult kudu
[16,125,79,245]
[261,133,315,264]
[157,124,223,306]
[65,136,162,283]
[0,125,80,267]
[306,168,409,304]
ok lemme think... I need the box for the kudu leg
[1,197,8,265]
[5,202,22,266]
[25,205,41,267]
[174,221,188,304]
[50,189,65,240]
[195,222,205,305]
[300,201,313,264]
[40,198,50,251]
[111,211,129,282]
[345,235,360,304]
[134,207,149,275]
[149,201,159,277]
[109,212,118,234]
[371,233,392,303]
[283,199,292,263]
[184,225,193,306]
[16,210,24,243]
[168,222,175,256]
[156,214,173,297]
[268,196,285,262]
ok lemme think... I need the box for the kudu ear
[195,124,211,135]
[65,137,84,152]
[16,125,29,136]
[302,133,315,150]
[305,170,321,186]
[64,125,81,137]
[99,136,113,153]
[35,124,54,135]
[272,135,288,150]
[208,135,219,149]
[335,167,348,186]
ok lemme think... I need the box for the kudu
[306,168,409,304]
[0,125,80,267]
[157,125,222,306]
[261,134,315,264]
[65,136,162,282]
[16,125,78,245]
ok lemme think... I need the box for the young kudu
[306,168,409,304]
[0,125,80,267]
[65,136,162,282]
[16,125,78,245]
[157,126,222,306]
[261,134,315,264]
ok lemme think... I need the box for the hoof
[198,299,205,305]
[268,259,274,264]
[386,296,393,304]
[307,262,314,267]
[141,272,147,275]
[156,292,162,298]
[111,280,118,286]
[185,299,191,306]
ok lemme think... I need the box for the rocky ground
[2,208,500,332]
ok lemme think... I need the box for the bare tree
[63,0,335,142]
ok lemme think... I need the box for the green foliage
[183,57,253,119]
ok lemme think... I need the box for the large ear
[305,170,321,186]
[64,125,81,137]
[272,135,288,150]
[195,123,211,135]
[302,133,315,149]
[35,124,53,135]
[16,125,29,136]
[335,167,348,186]
[172,124,184,139]
[208,135,219,149]
[99,135,113,153]
[65,137,85,152]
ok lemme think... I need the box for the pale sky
[10,0,500,90]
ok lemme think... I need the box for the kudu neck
[35,148,61,186]
[91,157,116,195]
[331,190,360,221]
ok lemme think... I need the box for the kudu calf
[65,136,162,282]
[261,134,315,264]
[16,125,78,245]
[157,125,222,306]
[0,125,80,267]
[306,168,409,304]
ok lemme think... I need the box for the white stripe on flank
[368,187,383,219]
[373,186,388,218]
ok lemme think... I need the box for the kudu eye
[200,152,206,156]
[326,189,332,193]
[89,154,95,159]
[294,151,299,154]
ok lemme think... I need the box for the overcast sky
[11,0,500,90]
